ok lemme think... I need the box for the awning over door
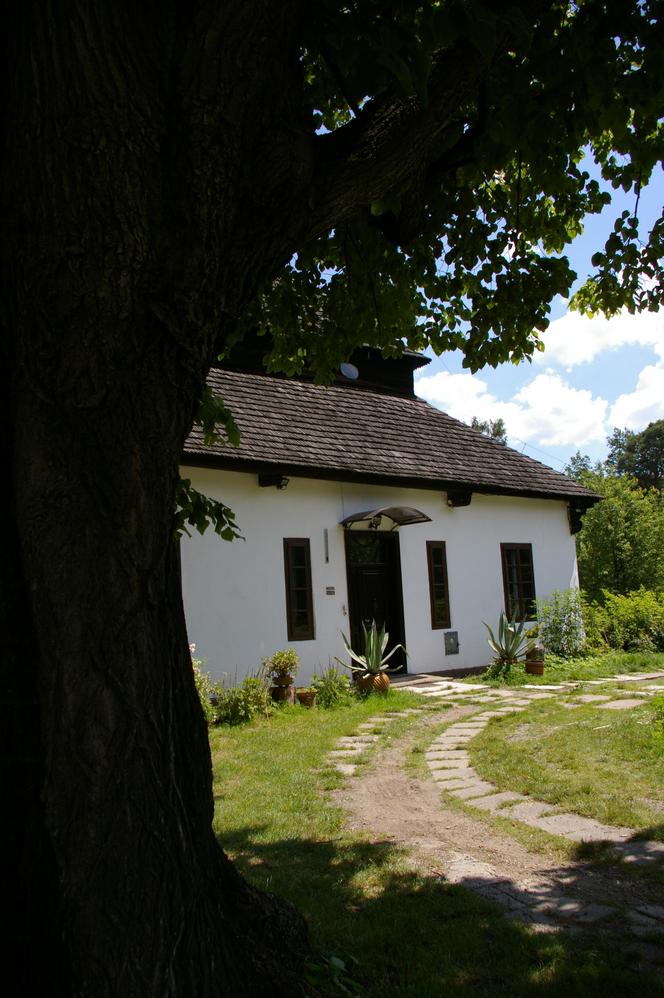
[340,505,432,528]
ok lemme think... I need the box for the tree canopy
[471,415,508,443]
[607,421,664,490]
[243,0,663,381]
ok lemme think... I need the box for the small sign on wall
[444,631,459,655]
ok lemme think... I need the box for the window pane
[501,544,535,621]
[283,539,314,640]
[427,541,450,629]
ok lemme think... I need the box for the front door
[344,531,407,673]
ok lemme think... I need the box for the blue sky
[414,166,664,472]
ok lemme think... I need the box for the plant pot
[296,689,317,708]
[271,674,294,687]
[356,673,390,694]
[270,684,294,702]
[525,647,545,676]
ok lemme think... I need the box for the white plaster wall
[180,466,579,684]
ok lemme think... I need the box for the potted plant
[525,643,545,675]
[295,686,317,708]
[336,620,405,694]
[484,611,537,680]
[263,649,299,702]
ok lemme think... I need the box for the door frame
[343,529,407,673]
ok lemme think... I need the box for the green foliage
[191,645,273,726]
[216,675,274,726]
[470,416,507,443]
[240,1,663,383]
[263,649,300,680]
[311,665,354,709]
[607,421,664,491]
[573,473,664,600]
[337,620,405,677]
[536,589,585,658]
[586,589,664,653]
[483,611,536,679]
[196,386,241,448]
[192,656,218,725]
[174,478,243,541]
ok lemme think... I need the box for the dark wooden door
[345,531,407,673]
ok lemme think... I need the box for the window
[426,541,451,629]
[283,538,315,640]
[500,543,536,621]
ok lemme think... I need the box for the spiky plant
[484,611,537,679]
[336,620,406,679]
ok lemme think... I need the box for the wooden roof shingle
[183,368,598,504]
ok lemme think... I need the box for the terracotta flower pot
[271,674,294,687]
[356,672,390,694]
[525,647,545,676]
[270,684,294,702]
[296,689,317,708]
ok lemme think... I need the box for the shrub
[191,653,218,724]
[216,673,273,726]
[536,588,585,658]
[262,649,300,680]
[597,588,664,652]
[311,665,354,708]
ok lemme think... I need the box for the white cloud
[536,307,664,369]
[609,365,664,428]
[415,369,608,448]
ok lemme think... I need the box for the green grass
[470,694,664,839]
[465,650,664,687]
[210,691,663,996]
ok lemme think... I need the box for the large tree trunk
[1,2,310,994]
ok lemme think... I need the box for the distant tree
[471,416,507,443]
[573,472,664,600]
[607,421,664,490]
[565,451,599,480]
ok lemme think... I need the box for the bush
[215,673,273,726]
[262,648,300,680]
[192,658,218,724]
[595,588,664,652]
[191,643,273,726]
[311,665,354,708]
[536,588,585,658]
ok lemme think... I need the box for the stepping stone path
[423,695,664,869]
[327,671,664,944]
[327,710,424,775]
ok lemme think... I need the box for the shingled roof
[184,368,597,505]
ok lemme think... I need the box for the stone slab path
[327,677,664,966]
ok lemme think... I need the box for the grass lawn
[210,690,662,996]
[470,692,664,841]
[465,650,664,687]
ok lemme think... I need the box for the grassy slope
[210,690,661,996]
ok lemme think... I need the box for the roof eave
[181,450,600,506]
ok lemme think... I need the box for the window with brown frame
[283,538,315,640]
[426,541,451,629]
[500,543,536,621]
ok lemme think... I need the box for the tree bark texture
[0,0,499,993]
[1,3,312,994]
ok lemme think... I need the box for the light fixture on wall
[258,473,290,490]
[445,489,472,508]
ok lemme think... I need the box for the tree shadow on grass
[217,825,662,997]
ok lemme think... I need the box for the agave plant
[336,620,406,679]
[484,611,537,679]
